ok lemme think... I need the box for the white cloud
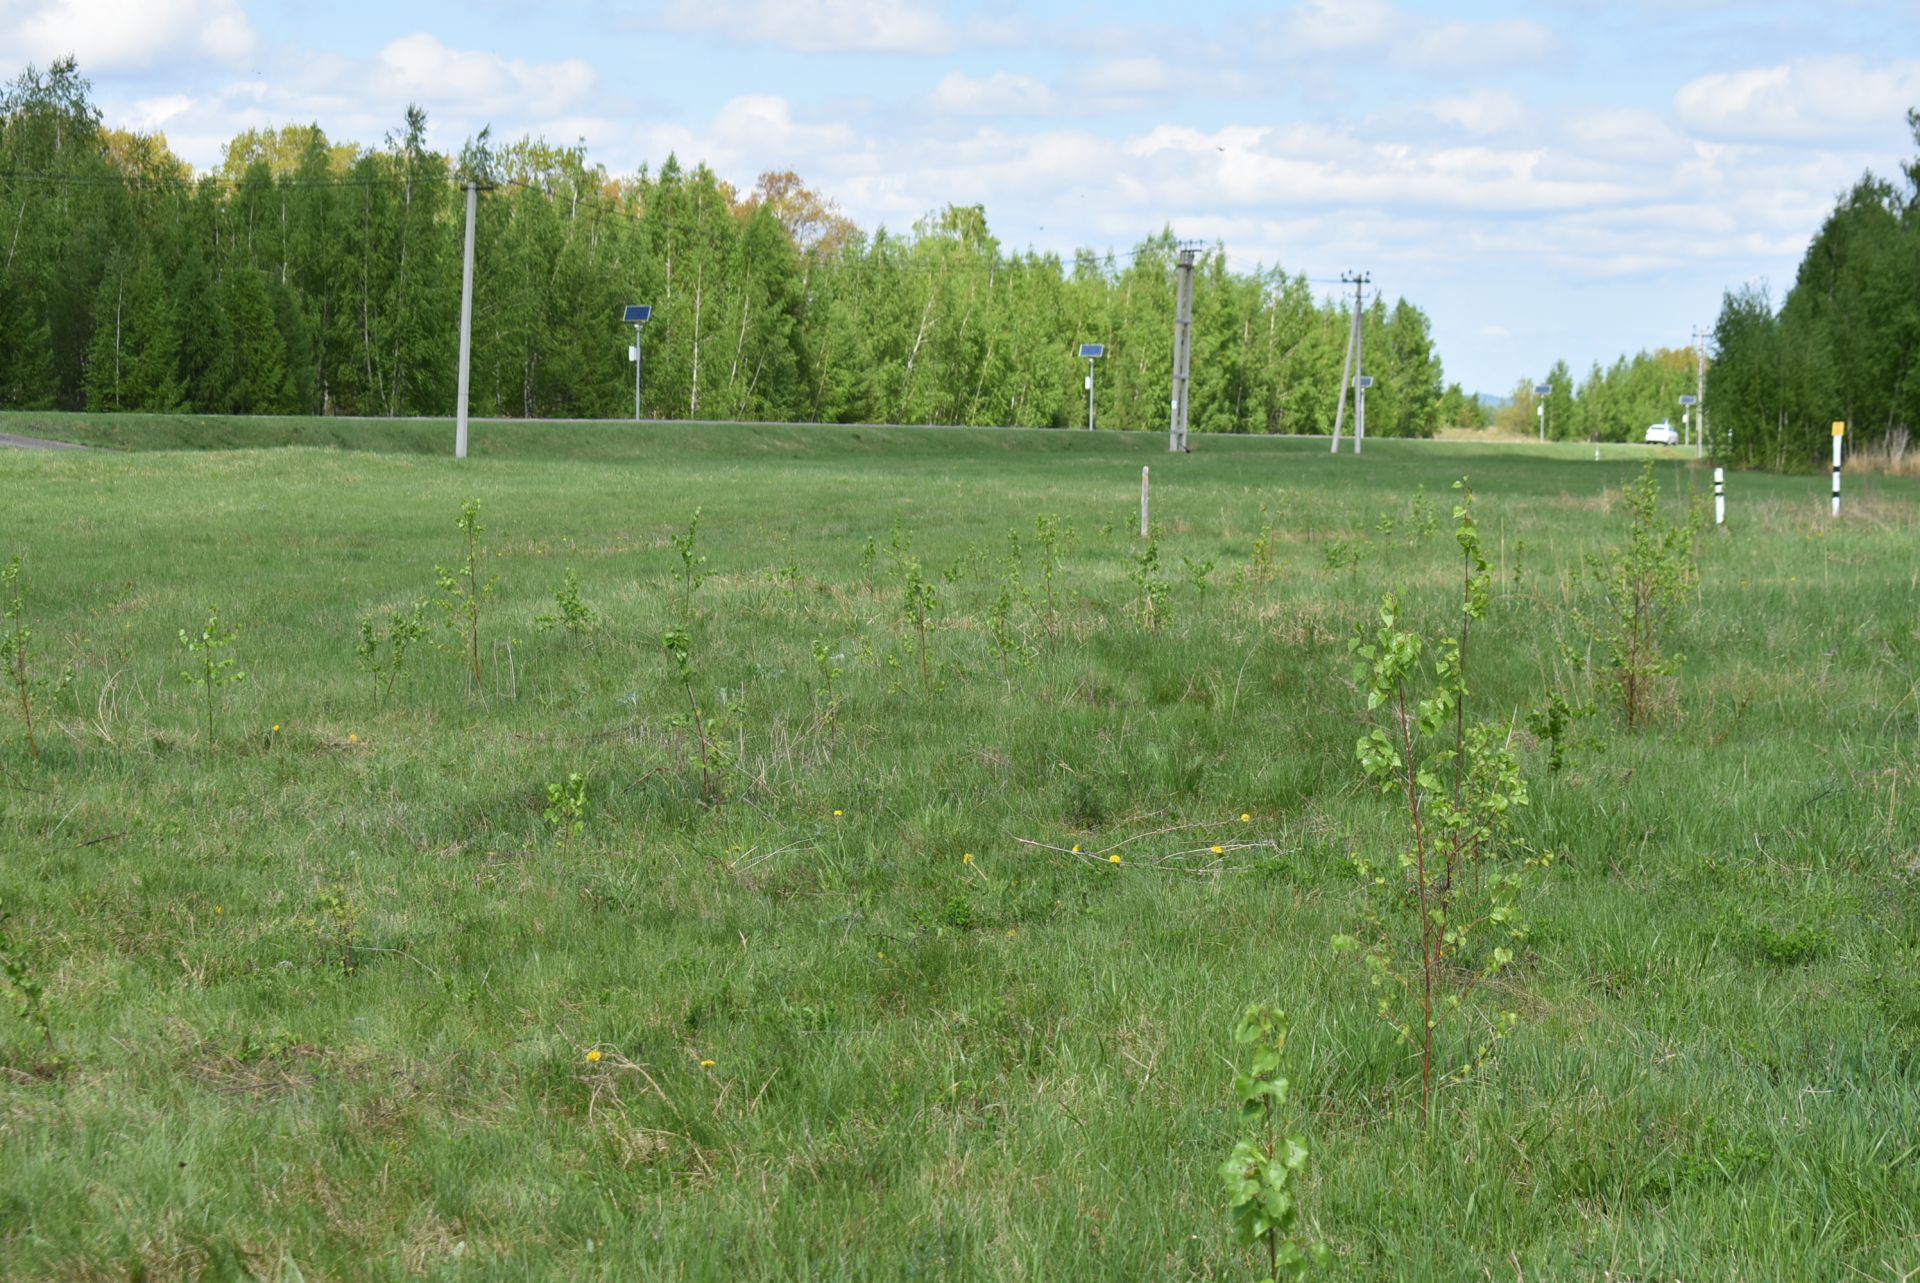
[1123,122,1637,214]
[1409,18,1555,70]
[1276,0,1556,72]
[652,0,954,54]
[93,35,617,174]
[925,70,1055,116]
[1675,56,1920,140]
[1426,89,1524,135]
[371,33,597,119]
[1077,57,1172,96]
[0,0,257,71]
[127,93,194,131]
[635,95,861,182]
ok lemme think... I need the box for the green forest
[0,59,1479,436]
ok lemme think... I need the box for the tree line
[1490,349,1699,444]
[1705,111,1920,470]
[1500,110,1920,469]
[0,59,1476,436]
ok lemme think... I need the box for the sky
[3,0,1917,396]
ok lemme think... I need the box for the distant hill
[1476,392,1511,410]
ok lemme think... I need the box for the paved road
[0,433,86,450]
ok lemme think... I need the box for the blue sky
[5,0,1917,395]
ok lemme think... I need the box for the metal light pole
[623,304,652,420]
[1533,383,1552,444]
[1079,343,1104,430]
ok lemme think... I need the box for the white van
[1644,422,1680,446]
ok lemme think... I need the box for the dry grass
[1845,430,1920,476]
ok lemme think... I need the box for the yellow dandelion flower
[585,1049,602,1063]
[1240,813,1251,822]
[962,852,974,864]
[272,724,281,733]
[833,809,844,817]
[1071,844,1081,853]
[700,1059,716,1069]
[214,905,224,915]
[1108,853,1122,865]
[348,733,359,743]
[1211,845,1224,855]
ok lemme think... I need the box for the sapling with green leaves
[1130,527,1169,634]
[1408,486,1439,541]
[0,901,56,1059]
[1582,462,1699,728]
[1,557,73,761]
[311,883,364,974]
[355,603,429,709]
[1220,1004,1326,1283]
[179,609,246,753]
[901,557,938,691]
[1251,509,1277,587]
[1183,553,1216,600]
[811,638,843,743]
[1322,537,1368,580]
[1335,483,1539,1123]
[536,568,600,639]
[544,772,589,849]
[670,508,710,613]
[663,628,730,802]
[434,499,495,686]
[986,576,1030,680]
[1034,513,1063,633]
[1526,692,1592,773]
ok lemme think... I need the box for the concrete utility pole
[1169,246,1197,452]
[455,179,479,460]
[1354,286,1370,454]
[1330,272,1368,453]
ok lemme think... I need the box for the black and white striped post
[1714,467,1725,528]
[1831,421,1844,517]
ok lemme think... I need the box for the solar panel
[623,304,653,323]
[1079,343,1105,358]
[1355,375,1374,389]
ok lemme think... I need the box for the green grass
[1,414,1916,1281]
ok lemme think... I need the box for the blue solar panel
[1355,375,1374,389]
[1079,343,1105,358]
[1533,384,1552,396]
[623,304,653,323]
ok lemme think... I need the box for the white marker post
[1713,466,1725,528]
[1831,421,1844,517]
[1140,466,1150,537]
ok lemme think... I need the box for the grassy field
[1,411,1916,1281]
